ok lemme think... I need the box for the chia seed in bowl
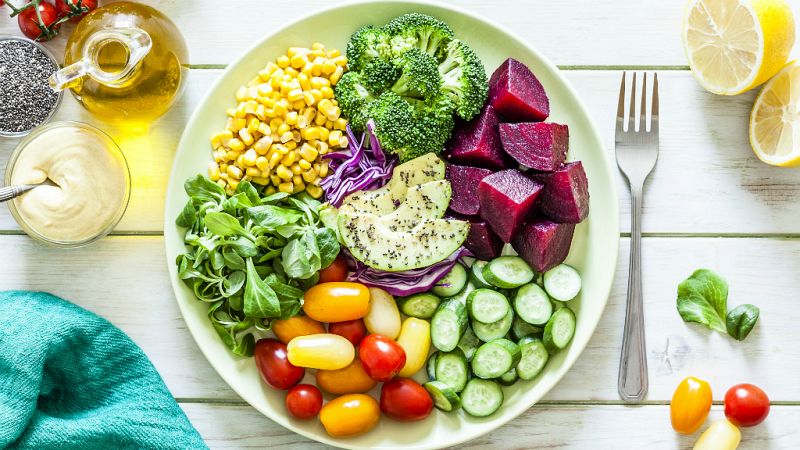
[0,36,63,137]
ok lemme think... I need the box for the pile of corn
[208,43,349,198]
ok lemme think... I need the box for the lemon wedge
[682,0,795,95]
[749,61,800,167]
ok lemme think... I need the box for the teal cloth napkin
[0,291,207,449]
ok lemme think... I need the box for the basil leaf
[315,227,340,269]
[244,258,280,318]
[676,269,728,333]
[184,174,225,203]
[176,200,198,228]
[205,212,247,237]
[726,304,760,341]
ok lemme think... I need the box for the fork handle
[618,186,648,403]
[0,185,37,203]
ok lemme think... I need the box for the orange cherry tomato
[671,376,713,434]
[303,282,370,323]
[319,394,380,438]
[318,254,349,283]
[316,359,377,395]
[272,315,325,344]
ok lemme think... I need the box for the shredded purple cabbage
[345,248,473,296]
[320,120,397,207]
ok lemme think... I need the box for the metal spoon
[0,179,58,203]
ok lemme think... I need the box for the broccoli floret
[437,39,488,120]
[390,48,442,99]
[334,71,375,131]
[362,58,400,94]
[383,13,454,61]
[346,25,390,72]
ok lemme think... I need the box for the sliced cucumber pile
[413,257,582,417]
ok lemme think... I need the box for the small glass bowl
[4,121,131,248]
[0,35,64,138]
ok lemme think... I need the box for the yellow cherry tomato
[286,333,354,370]
[319,394,380,437]
[396,317,431,378]
[671,376,713,434]
[316,359,377,395]
[363,287,402,339]
[271,315,325,344]
[302,282,370,323]
[693,419,741,450]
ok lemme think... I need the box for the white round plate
[165,1,619,448]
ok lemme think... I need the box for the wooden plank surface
[3,235,798,403]
[2,70,800,234]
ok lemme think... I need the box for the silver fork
[615,72,658,403]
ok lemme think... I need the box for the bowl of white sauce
[5,121,130,247]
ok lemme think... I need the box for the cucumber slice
[543,264,582,301]
[467,289,510,323]
[469,261,493,289]
[431,298,468,352]
[426,351,439,381]
[543,307,576,353]
[434,348,469,392]
[424,381,461,412]
[483,256,535,289]
[457,325,481,361]
[514,283,553,326]
[461,379,504,417]
[398,293,441,319]
[498,368,519,386]
[471,308,514,342]
[471,338,521,379]
[432,263,468,297]
[516,336,549,380]
[511,315,543,340]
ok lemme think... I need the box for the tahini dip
[9,124,128,243]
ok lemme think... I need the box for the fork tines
[616,72,659,135]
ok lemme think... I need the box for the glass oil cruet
[49,1,189,125]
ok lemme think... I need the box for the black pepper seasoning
[0,38,61,136]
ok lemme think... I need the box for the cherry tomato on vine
[54,0,98,23]
[328,319,367,346]
[670,376,712,434]
[724,383,770,427]
[318,254,349,283]
[380,378,433,422]
[17,2,59,40]
[358,334,406,382]
[285,384,323,420]
[254,339,305,390]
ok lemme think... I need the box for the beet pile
[444,58,590,272]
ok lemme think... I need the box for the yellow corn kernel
[273,101,287,117]
[256,122,270,136]
[302,167,317,183]
[327,48,341,58]
[268,150,283,168]
[225,150,239,161]
[311,57,324,75]
[292,100,305,110]
[317,141,329,155]
[318,126,330,142]
[220,161,229,171]
[290,53,307,69]
[319,160,329,178]
[293,173,305,186]
[226,107,237,118]
[306,184,323,199]
[236,154,245,167]
[285,140,297,150]
[276,164,293,180]
[289,163,302,175]
[310,77,327,89]
[328,130,341,147]
[314,111,328,126]
[320,86,334,99]
[333,118,348,131]
[300,91,316,107]
[298,159,312,170]
[270,174,282,186]
[253,176,269,186]
[269,117,283,132]
[208,162,221,181]
[280,131,293,143]
[301,62,314,75]
[317,99,333,115]
[322,60,337,75]
[332,55,347,67]
[254,136,273,154]
[297,72,311,91]
[242,148,258,167]
[255,155,269,171]
[299,143,318,162]
[274,143,290,155]
[257,83,273,96]
[246,167,261,178]
[276,122,290,135]
[285,111,298,126]
[228,138,245,152]
[309,89,323,104]
[325,120,334,129]
[288,47,308,57]
[339,135,349,148]
[213,150,225,162]
[236,86,248,102]
[246,117,259,132]
[238,128,254,146]
[330,66,344,85]
[216,179,227,190]
[264,185,277,195]
[326,106,340,121]
[312,42,326,51]
[276,54,290,68]
[254,104,267,121]
[227,179,239,192]
[302,127,319,141]
[280,150,296,166]
[211,130,233,148]
[227,165,243,180]
[285,67,299,78]
[278,182,294,193]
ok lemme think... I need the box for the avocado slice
[340,179,451,223]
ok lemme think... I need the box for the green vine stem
[2,0,93,41]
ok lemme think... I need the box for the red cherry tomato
[254,339,305,390]
[54,0,98,23]
[724,383,770,427]
[380,378,433,421]
[318,254,349,283]
[17,2,59,40]
[285,384,323,420]
[358,334,406,382]
[328,319,367,347]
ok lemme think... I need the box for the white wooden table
[3,1,800,448]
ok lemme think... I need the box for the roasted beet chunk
[529,162,590,223]
[446,164,494,216]
[444,105,506,170]
[478,169,544,243]
[449,214,504,260]
[512,219,575,272]
[499,122,568,171]
[487,58,549,122]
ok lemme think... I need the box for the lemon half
[749,61,800,167]
[682,0,795,96]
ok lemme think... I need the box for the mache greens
[175,175,339,356]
